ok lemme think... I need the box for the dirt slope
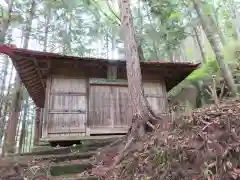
[92,99,240,180]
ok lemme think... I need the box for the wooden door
[88,84,129,134]
[47,77,87,135]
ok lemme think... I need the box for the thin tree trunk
[67,13,72,54]
[5,0,36,154]
[43,8,51,52]
[193,26,206,64]
[146,1,158,59]
[18,98,28,153]
[209,14,226,46]
[0,0,14,43]
[0,63,13,151]
[192,0,237,96]
[229,1,240,40]
[0,56,9,111]
[29,110,34,152]
[4,77,22,153]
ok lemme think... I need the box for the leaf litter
[91,98,240,180]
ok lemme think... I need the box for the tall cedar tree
[101,0,167,170]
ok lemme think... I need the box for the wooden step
[50,162,93,176]
[41,135,123,142]
[12,144,102,156]
[32,151,95,163]
[11,147,73,156]
[51,175,99,180]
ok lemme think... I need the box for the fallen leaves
[92,99,240,180]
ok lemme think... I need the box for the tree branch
[106,0,121,24]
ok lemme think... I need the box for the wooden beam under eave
[25,79,42,87]
[32,58,46,88]
[18,63,35,71]
[21,72,39,80]
[30,87,43,95]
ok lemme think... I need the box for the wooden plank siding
[143,81,168,116]
[46,76,87,137]
[89,85,129,134]
[42,77,168,140]
[88,80,168,134]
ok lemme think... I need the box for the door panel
[47,77,87,134]
[89,85,129,129]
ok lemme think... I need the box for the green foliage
[224,40,240,64]
[185,39,240,84]
[187,58,219,83]
[146,0,189,55]
[0,4,24,27]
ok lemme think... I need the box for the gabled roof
[0,44,199,108]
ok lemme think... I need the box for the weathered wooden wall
[88,80,168,134]
[42,76,168,139]
[143,81,168,115]
[44,76,87,138]
[89,84,129,134]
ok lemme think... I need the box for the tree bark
[5,0,36,154]
[193,26,206,64]
[4,78,22,153]
[0,0,14,43]
[118,0,149,136]
[192,0,237,96]
[0,55,10,110]
[0,63,13,152]
[18,99,28,153]
[211,9,226,45]
[43,7,51,52]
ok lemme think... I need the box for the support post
[34,107,41,145]
[39,108,43,139]
[107,64,117,80]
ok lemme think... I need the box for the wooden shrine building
[0,45,199,143]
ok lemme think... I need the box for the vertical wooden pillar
[39,108,43,139]
[34,107,41,145]
[107,64,117,80]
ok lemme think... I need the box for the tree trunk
[192,0,237,96]
[4,78,22,153]
[193,26,206,64]
[211,9,226,45]
[18,98,28,153]
[92,1,167,175]
[43,7,51,52]
[0,55,10,110]
[210,14,226,46]
[0,0,14,43]
[0,63,13,151]
[118,0,149,135]
[5,0,36,154]
[229,1,240,40]
[146,1,158,59]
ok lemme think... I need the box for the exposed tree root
[111,137,134,168]
[146,121,155,130]
[93,108,166,178]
